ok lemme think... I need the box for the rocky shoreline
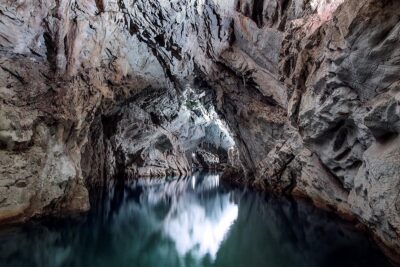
[220,165,400,265]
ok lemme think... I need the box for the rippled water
[0,172,393,267]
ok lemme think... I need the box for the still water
[0,172,393,267]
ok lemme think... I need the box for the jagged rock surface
[193,148,220,170]
[1,0,400,260]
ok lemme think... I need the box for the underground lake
[0,172,393,267]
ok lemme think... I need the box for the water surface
[0,172,393,267]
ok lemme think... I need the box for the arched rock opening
[81,83,238,187]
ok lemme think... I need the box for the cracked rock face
[1,0,400,260]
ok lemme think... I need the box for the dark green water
[0,172,394,267]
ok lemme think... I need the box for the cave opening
[81,82,239,189]
[1,0,400,266]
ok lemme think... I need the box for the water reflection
[0,172,393,267]
[126,173,237,260]
[162,188,237,260]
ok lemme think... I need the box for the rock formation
[0,0,400,261]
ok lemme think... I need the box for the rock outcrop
[1,0,400,261]
[193,148,220,170]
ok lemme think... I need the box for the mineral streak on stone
[0,0,400,261]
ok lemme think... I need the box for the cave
[0,0,400,266]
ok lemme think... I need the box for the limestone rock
[193,149,220,170]
[1,0,400,260]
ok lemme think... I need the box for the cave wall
[1,0,400,259]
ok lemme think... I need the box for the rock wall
[1,0,400,261]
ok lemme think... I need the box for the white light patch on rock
[310,0,345,20]
[211,0,236,11]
